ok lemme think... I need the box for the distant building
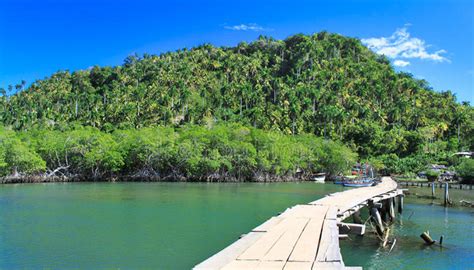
[452,152,473,158]
[428,164,447,171]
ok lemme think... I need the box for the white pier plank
[263,218,309,261]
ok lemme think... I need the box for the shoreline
[0,175,311,184]
[2,177,473,209]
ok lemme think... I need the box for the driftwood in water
[46,166,70,177]
[389,238,397,253]
[420,231,436,245]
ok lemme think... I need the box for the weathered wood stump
[420,231,436,245]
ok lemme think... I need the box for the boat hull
[313,176,326,183]
[343,182,374,187]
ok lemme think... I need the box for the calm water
[0,182,472,269]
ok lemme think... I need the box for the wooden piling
[444,182,450,207]
[380,200,387,222]
[370,207,384,236]
[431,182,435,198]
[398,195,404,214]
[388,198,395,221]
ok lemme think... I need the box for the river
[0,182,472,269]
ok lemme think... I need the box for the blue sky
[0,0,472,103]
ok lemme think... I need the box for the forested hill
[1,32,473,158]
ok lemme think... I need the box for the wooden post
[380,200,387,222]
[444,182,450,207]
[382,199,392,223]
[398,195,404,214]
[370,207,384,236]
[389,198,395,221]
[431,183,435,198]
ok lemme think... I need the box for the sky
[0,0,472,103]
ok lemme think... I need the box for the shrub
[425,170,440,182]
[456,159,474,184]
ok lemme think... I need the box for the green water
[0,182,472,269]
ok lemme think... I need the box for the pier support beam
[370,206,384,236]
[444,182,450,207]
[397,195,404,214]
[338,223,366,235]
[380,199,390,223]
[352,210,363,224]
[388,198,395,222]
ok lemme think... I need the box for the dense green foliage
[1,33,472,157]
[0,124,356,180]
[0,32,472,178]
[425,169,440,182]
[456,159,474,184]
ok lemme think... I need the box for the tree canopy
[0,32,472,179]
[0,124,356,181]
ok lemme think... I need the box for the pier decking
[194,177,402,270]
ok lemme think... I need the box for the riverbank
[401,183,474,208]
[4,176,473,209]
[0,174,309,184]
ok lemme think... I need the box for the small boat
[334,175,356,185]
[334,179,345,185]
[313,173,326,183]
[343,179,375,187]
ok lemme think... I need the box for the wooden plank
[315,222,332,262]
[263,218,309,261]
[324,242,342,262]
[255,261,286,269]
[252,217,283,232]
[194,232,265,270]
[325,206,338,220]
[238,218,291,260]
[279,205,328,219]
[195,177,399,270]
[283,261,312,270]
[316,219,341,263]
[312,261,345,270]
[338,223,365,235]
[288,217,325,262]
[221,260,260,270]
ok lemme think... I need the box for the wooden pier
[194,177,403,270]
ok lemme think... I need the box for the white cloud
[224,23,271,32]
[394,60,410,67]
[362,27,449,63]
